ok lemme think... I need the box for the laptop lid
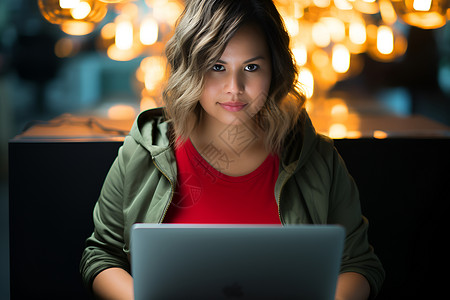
[131,224,345,300]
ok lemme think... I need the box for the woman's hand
[335,272,370,300]
[92,267,134,300]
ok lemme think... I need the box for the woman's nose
[224,72,244,95]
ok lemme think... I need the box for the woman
[80,1,384,299]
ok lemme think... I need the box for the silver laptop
[131,224,345,300]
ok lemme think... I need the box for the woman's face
[198,23,272,128]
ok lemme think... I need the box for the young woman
[80,1,384,299]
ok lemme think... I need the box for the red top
[163,139,281,224]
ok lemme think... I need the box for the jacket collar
[280,110,318,174]
[130,107,319,174]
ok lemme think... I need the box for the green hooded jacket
[80,108,384,297]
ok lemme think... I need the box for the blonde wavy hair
[163,0,305,154]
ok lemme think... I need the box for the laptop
[131,224,345,300]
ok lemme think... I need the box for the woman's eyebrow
[217,56,266,64]
[244,56,265,64]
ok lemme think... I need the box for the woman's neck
[193,112,264,151]
[190,114,270,176]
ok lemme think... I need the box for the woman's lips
[218,101,247,112]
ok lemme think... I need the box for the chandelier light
[38,0,108,35]
[391,0,449,29]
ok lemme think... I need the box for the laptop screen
[131,224,345,300]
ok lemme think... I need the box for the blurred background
[1,0,450,298]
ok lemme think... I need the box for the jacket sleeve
[326,144,385,299]
[79,136,137,291]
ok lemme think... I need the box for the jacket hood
[128,107,173,157]
[129,107,320,172]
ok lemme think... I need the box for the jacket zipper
[277,174,290,225]
[152,159,175,223]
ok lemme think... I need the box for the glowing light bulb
[313,0,331,8]
[331,103,349,117]
[140,17,159,45]
[107,44,140,61]
[349,22,367,45]
[284,17,300,37]
[377,25,394,55]
[312,22,330,48]
[141,56,167,91]
[413,0,432,11]
[329,124,347,139]
[354,0,379,14]
[379,0,398,24]
[298,68,314,99]
[71,2,91,20]
[321,17,346,42]
[152,1,184,26]
[294,2,304,18]
[332,44,350,73]
[60,20,95,35]
[59,0,80,9]
[334,0,353,10]
[292,44,307,66]
[347,131,362,139]
[115,19,133,50]
[373,130,388,139]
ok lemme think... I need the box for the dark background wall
[7,136,450,299]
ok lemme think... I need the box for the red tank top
[163,139,281,224]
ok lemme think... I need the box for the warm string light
[332,44,351,73]
[115,18,133,50]
[379,0,398,24]
[349,22,367,45]
[377,25,395,55]
[140,17,159,45]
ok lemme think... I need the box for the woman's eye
[245,64,259,72]
[212,64,225,72]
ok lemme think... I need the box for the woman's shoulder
[117,108,176,178]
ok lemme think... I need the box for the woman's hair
[163,0,305,154]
